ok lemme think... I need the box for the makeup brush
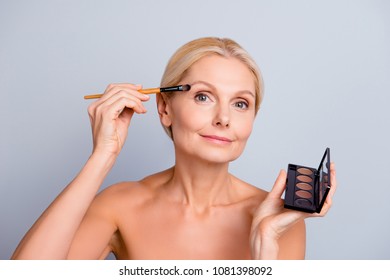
[83,84,191,99]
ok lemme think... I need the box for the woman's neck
[164,153,235,213]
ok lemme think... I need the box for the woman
[12,37,337,260]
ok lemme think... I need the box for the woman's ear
[156,93,172,127]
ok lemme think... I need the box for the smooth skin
[12,55,337,260]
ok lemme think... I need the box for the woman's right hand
[11,83,149,260]
[87,83,150,157]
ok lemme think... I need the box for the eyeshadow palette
[284,148,331,213]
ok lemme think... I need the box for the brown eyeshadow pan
[297,175,312,183]
[295,190,312,199]
[296,182,312,191]
[297,167,313,175]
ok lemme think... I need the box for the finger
[99,86,149,107]
[104,83,141,94]
[117,107,135,128]
[92,84,139,107]
[102,92,147,114]
[90,84,148,111]
[87,87,136,118]
[106,86,150,101]
[313,199,331,217]
[329,162,337,197]
[88,83,149,119]
[311,162,336,217]
[94,88,148,116]
[115,98,147,116]
[268,169,287,199]
[321,162,336,209]
[102,91,149,117]
[312,190,334,217]
[101,97,146,122]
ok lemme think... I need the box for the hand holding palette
[284,148,331,213]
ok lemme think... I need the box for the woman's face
[163,55,257,163]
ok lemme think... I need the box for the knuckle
[100,105,110,114]
[95,104,106,115]
[105,83,116,92]
[118,90,129,97]
[118,96,131,104]
[87,103,96,116]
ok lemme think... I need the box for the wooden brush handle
[83,88,161,99]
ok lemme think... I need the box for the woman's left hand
[250,163,337,259]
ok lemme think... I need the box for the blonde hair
[160,37,264,138]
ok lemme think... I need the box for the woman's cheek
[176,104,211,130]
[235,114,254,140]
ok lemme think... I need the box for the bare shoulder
[231,174,268,198]
[229,174,269,212]
[91,168,172,210]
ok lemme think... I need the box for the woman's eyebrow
[190,81,255,98]
[238,90,256,99]
[190,81,216,90]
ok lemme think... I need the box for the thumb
[268,169,287,199]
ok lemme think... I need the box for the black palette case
[284,148,331,213]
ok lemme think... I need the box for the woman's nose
[213,104,230,128]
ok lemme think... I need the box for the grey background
[1,0,389,260]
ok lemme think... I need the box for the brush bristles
[160,84,191,93]
[181,84,191,91]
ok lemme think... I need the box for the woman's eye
[194,93,209,102]
[234,101,249,109]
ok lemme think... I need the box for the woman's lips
[200,134,233,144]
